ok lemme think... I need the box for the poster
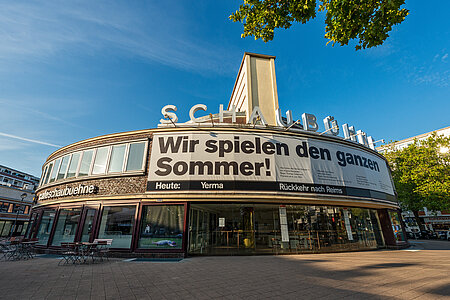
[279,206,289,243]
[147,131,395,202]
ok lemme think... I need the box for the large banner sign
[147,131,396,202]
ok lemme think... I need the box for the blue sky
[0,1,449,177]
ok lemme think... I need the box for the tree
[230,0,409,50]
[383,133,450,229]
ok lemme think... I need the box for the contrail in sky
[0,132,61,147]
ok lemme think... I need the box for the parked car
[406,231,420,239]
[437,231,448,240]
[420,230,434,239]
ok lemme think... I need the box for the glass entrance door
[188,204,260,255]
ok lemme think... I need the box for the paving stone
[0,240,449,299]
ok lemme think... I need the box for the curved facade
[30,126,407,256]
[29,52,408,256]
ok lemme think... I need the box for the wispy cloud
[0,1,236,74]
[410,50,450,87]
[0,98,94,133]
[0,132,61,147]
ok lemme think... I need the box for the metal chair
[0,243,16,261]
[93,239,113,262]
[59,242,79,265]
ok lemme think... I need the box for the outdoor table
[20,241,38,259]
[79,242,98,264]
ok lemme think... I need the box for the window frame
[107,144,128,174]
[125,141,148,172]
[56,155,71,180]
[134,202,188,254]
[92,146,112,175]
[66,151,82,179]
[96,203,139,251]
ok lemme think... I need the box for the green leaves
[229,0,317,42]
[230,0,409,50]
[383,133,450,213]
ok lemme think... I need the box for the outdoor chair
[93,239,113,261]
[58,242,79,265]
[0,243,16,261]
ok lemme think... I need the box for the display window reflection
[80,209,97,242]
[389,210,406,242]
[36,210,56,245]
[51,208,82,246]
[98,206,136,248]
[188,204,383,255]
[138,205,184,249]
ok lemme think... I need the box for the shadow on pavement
[424,283,450,296]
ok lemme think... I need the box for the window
[39,166,46,186]
[57,156,70,180]
[49,159,60,183]
[139,205,184,249]
[389,210,406,242]
[43,163,53,185]
[51,208,82,246]
[92,147,109,175]
[80,209,97,242]
[36,210,56,245]
[78,150,94,177]
[108,145,126,173]
[98,206,136,248]
[0,221,12,237]
[39,141,147,186]
[66,152,81,178]
[126,142,146,171]
[0,202,8,213]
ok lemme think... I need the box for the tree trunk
[413,210,425,231]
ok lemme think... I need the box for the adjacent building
[0,165,39,237]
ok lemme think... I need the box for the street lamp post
[9,193,27,237]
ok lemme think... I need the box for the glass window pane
[1,221,12,237]
[36,210,56,245]
[49,160,60,183]
[78,150,94,177]
[39,165,48,186]
[51,208,82,245]
[108,145,126,173]
[139,205,184,249]
[98,206,136,248]
[126,142,146,171]
[57,156,70,180]
[92,147,109,175]
[80,209,97,242]
[66,153,81,178]
[21,222,29,235]
[389,210,406,242]
[0,221,5,237]
[43,163,53,185]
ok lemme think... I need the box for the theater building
[30,53,407,256]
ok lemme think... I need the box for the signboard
[38,184,98,201]
[147,131,395,202]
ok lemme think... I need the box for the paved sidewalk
[0,240,449,300]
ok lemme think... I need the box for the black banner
[147,180,396,203]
